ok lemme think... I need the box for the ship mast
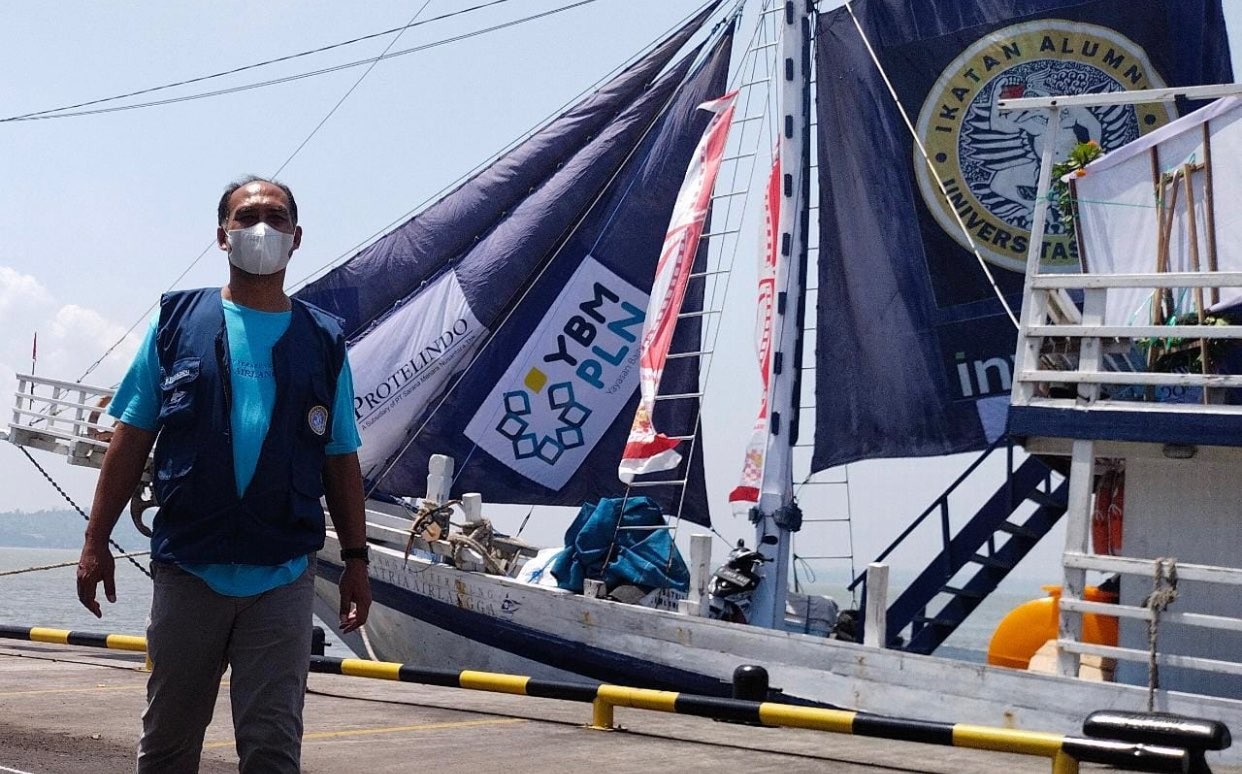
[749,0,813,630]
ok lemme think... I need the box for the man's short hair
[217,175,298,226]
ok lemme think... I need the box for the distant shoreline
[0,509,147,550]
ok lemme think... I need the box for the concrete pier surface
[1,640,1237,774]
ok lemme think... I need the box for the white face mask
[225,222,296,275]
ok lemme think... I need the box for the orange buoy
[986,585,1118,670]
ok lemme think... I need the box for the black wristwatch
[340,545,370,565]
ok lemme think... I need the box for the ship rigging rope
[0,0,601,122]
[15,447,152,580]
[270,0,432,181]
[0,552,150,578]
[1144,556,1178,712]
[75,0,437,383]
[841,2,1019,330]
[362,5,738,499]
[76,0,719,385]
[288,0,726,294]
[655,0,775,558]
[447,1,750,550]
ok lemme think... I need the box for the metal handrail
[847,434,1013,592]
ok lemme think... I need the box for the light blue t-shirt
[110,296,361,596]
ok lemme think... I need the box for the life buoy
[1092,467,1124,556]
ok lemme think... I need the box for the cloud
[0,267,141,391]
[0,266,145,512]
[0,265,54,319]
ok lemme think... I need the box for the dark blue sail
[811,0,1232,471]
[298,2,722,337]
[297,11,732,526]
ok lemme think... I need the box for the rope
[1144,557,1179,711]
[447,533,506,576]
[361,16,734,492]
[0,0,521,123]
[269,0,432,180]
[1046,193,1158,210]
[3,1,608,123]
[842,2,1018,329]
[16,447,153,580]
[0,552,151,578]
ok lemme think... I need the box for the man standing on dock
[75,176,372,773]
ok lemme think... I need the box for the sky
[2,1,1241,593]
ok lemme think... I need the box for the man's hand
[75,421,156,618]
[338,560,372,633]
[324,452,370,634]
[77,542,117,617]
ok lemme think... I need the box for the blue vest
[151,288,346,565]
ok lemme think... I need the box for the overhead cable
[76,2,433,383]
[0,0,517,123]
[2,1,603,123]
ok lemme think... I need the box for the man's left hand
[339,561,372,634]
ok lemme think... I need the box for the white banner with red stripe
[728,146,780,512]
[618,92,737,484]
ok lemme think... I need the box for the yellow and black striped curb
[0,624,146,652]
[306,655,1188,772]
[0,625,1192,773]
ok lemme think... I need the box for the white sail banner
[619,92,737,484]
[351,270,488,478]
[1075,97,1242,325]
[729,147,780,512]
[465,255,647,490]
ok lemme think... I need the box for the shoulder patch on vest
[308,405,330,436]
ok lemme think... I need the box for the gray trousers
[137,560,314,774]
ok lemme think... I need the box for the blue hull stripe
[320,561,736,697]
[1010,405,1242,448]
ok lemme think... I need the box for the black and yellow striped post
[304,655,1189,773]
[0,624,146,653]
[0,625,1195,773]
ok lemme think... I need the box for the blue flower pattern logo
[495,381,591,465]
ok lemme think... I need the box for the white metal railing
[1057,552,1242,678]
[1012,275,1242,412]
[7,373,116,469]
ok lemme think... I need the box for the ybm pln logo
[465,256,645,490]
[914,20,1175,274]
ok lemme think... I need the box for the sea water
[798,580,1043,662]
[0,547,344,652]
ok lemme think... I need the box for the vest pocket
[154,446,195,507]
[290,459,326,532]
[158,356,201,427]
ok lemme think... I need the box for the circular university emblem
[914,20,1174,273]
[307,405,330,436]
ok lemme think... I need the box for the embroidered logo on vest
[308,405,330,436]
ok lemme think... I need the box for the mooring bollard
[732,664,769,702]
[1083,711,1232,774]
[311,626,325,657]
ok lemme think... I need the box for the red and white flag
[728,146,781,512]
[619,92,737,484]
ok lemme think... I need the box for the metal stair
[850,438,1068,655]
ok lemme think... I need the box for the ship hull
[316,534,1242,762]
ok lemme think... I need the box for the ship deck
[5,638,1221,774]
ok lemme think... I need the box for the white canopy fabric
[1074,95,1242,326]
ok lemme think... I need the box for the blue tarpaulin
[549,497,689,593]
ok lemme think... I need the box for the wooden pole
[1202,123,1220,306]
[1149,149,1163,337]
[1181,163,1209,402]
